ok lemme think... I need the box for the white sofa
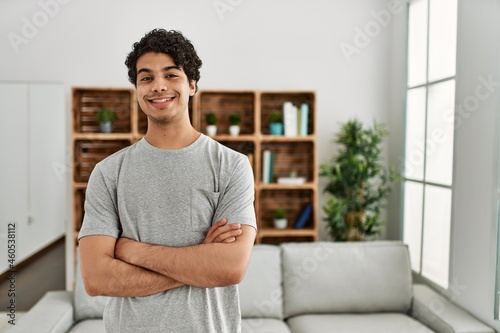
[8,241,494,333]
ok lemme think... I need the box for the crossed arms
[79,219,256,297]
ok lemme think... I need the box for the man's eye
[140,76,152,81]
[166,74,178,79]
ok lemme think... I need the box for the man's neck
[144,120,200,150]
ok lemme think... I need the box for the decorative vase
[99,121,113,133]
[207,125,217,136]
[273,218,288,229]
[229,125,240,136]
[345,211,363,241]
[270,122,284,135]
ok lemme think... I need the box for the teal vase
[270,122,283,135]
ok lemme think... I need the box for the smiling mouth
[148,96,174,107]
[149,97,173,102]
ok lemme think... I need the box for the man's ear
[189,80,197,96]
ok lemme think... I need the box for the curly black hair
[125,29,202,91]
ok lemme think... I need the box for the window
[403,0,458,289]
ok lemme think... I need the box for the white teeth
[150,97,174,103]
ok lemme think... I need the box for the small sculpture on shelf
[273,208,288,229]
[268,111,283,135]
[228,113,241,136]
[96,107,116,133]
[206,113,217,136]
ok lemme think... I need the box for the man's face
[135,52,196,125]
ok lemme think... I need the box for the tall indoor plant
[319,118,399,241]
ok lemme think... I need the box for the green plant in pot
[319,118,399,241]
[273,208,287,229]
[96,108,116,133]
[268,111,283,135]
[229,113,241,136]
[206,113,217,136]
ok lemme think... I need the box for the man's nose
[152,78,168,92]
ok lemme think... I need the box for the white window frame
[403,0,457,289]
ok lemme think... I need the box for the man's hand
[203,218,242,244]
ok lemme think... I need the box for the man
[78,29,257,332]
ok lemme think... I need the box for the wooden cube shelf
[73,139,131,182]
[195,91,255,136]
[192,90,318,244]
[261,141,315,183]
[72,188,86,244]
[259,189,315,230]
[71,88,318,252]
[71,87,143,250]
[260,92,315,135]
[72,88,135,134]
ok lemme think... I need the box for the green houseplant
[96,108,116,133]
[273,208,287,229]
[206,113,217,136]
[229,113,241,136]
[268,111,283,135]
[319,118,399,241]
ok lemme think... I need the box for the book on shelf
[283,101,309,137]
[283,101,297,137]
[268,152,274,183]
[295,203,312,229]
[262,150,274,184]
[277,177,306,185]
[300,103,309,136]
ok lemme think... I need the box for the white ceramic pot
[99,121,113,133]
[274,218,288,229]
[229,125,240,136]
[207,125,217,136]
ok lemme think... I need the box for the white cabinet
[0,83,66,274]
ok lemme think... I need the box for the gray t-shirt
[78,134,256,333]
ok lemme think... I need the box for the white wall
[448,0,500,329]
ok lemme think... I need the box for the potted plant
[96,108,116,133]
[273,208,288,229]
[268,111,283,135]
[319,118,400,241]
[228,113,241,136]
[206,113,217,136]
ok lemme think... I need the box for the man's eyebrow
[137,68,152,75]
[162,65,181,71]
[137,66,181,75]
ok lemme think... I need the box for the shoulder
[90,142,138,181]
[98,141,139,168]
[198,135,253,179]
[201,135,248,162]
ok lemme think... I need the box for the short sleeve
[213,154,257,231]
[78,164,121,241]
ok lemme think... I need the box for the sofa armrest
[410,284,493,333]
[7,291,75,333]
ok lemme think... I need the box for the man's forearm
[79,235,184,298]
[85,255,184,297]
[116,226,256,288]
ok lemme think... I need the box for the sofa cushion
[286,313,435,333]
[68,319,106,333]
[241,318,292,333]
[281,241,413,317]
[238,244,284,319]
[74,250,109,321]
